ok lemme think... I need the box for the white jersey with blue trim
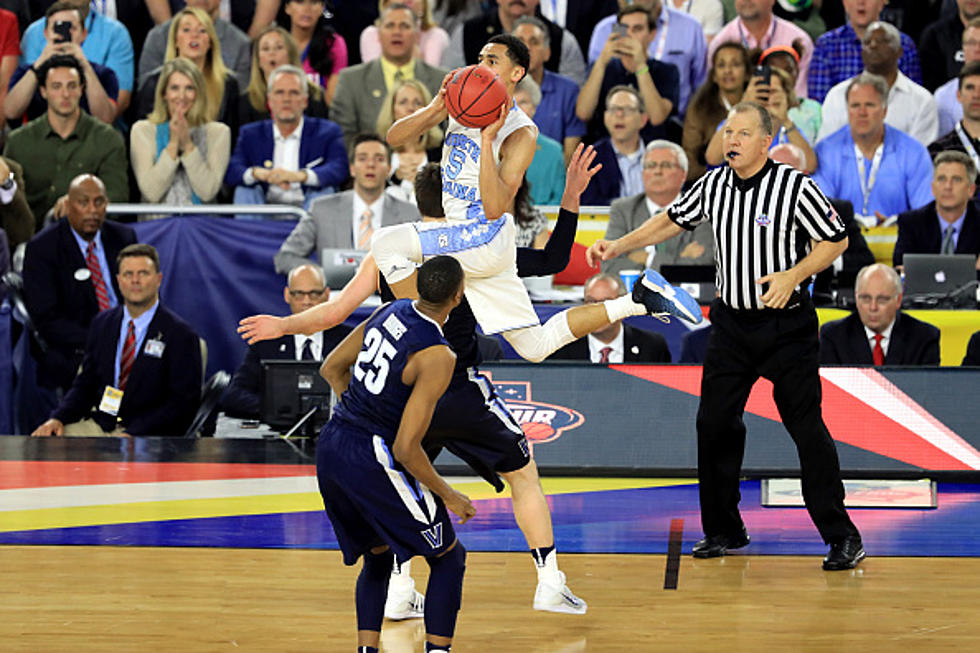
[441,100,538,223]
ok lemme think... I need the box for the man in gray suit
[274,134,420,275]
[330,3,448,149]
[601,139,714,278]
[137,0,251,87]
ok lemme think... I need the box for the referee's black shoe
[691,529,750,558]
[822,536,866,571]
[632,269,703,324]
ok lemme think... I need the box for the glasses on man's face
[288,289,325,300]
[643,161,679,171]
[856,294,895,306]
[605,105,640,115]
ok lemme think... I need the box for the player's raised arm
[238,256,381,344]
[387,71,453,149]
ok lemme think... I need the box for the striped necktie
[941,224,955,254]
[86,241,111,311]
[358,208,374,249]
[118,320,136,390]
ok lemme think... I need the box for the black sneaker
[632,269,703,324]
[691,529,750,558]
[823,536,866,571]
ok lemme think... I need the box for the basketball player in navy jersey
[318,256,473,653]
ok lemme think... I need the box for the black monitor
[260,360,332,434]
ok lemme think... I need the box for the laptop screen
[902,254,976,297]
[320,249,366,289]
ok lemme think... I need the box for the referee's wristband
[636,64,650,76]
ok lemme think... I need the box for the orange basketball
[444,64,509,129]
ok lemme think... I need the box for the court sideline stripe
[664,518,683,590]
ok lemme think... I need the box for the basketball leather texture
[444,65,509,129]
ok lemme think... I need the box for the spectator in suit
[586,0,707,117]
[221,263,350,419]
[443,0,587,85]
[4,55,127,221]
[511,16,585,164]
[331,3,446,149]
[274,133,420,274]
[819,263,941,366]
[130,58,230,210]
[576,5,679,146]
[238,25,330,126]
[281,0,348,104]
[226,65,348,210]
[919,0,979,91]
[20,0,135,114]
[139,0,251,88]
[31,243,202,437]
[360,0,449,67]
[0,155,34,253]
[5,2,118,124]
[602,139,714,278]
[136,7,239,134]
[807,0,922,104]
[962,329,980,365]
[816,21,938,147]
[935,18,980,139]
[813,72,933,228]
[22,174,137,394]
[513,76,565,206]
[580,85,648,207]
[930,59,980,190]
[548,272,671,363]
[894,151,980,268]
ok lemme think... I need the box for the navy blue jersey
[332,299,449,442]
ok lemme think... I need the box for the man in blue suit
[226,65,348,210]
[32,243,202,437]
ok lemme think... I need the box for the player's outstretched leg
[633,269,703,324]
[502,461,587,615]
[423,540,467,652]
[384,558,425,620]
[355,546,394,652]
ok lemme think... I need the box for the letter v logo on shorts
[421,523,443,549]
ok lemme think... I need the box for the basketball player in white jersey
[376,34,702,366]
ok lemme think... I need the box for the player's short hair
[729,101,773,136]
[415,162,444,218]
[117,243,161,273]
[959,60,980,89]
[417,255,464,304]
[845,71,889,104]
[934,150,978,180]
[512,16,550,49]
[349,133,391,164]
[487,34,530,81]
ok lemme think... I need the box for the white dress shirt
[644,194,680,267]
[352,192,386,249]
[864,319,896,358]
[292,332,324,361]
[587,327,624,363]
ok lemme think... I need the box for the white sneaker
[384,588,425,620]
[533,572,587,615]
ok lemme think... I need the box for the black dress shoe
[692,528,750,558]
[823,536,866,570]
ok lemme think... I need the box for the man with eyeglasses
[601,139,714,278]
[819,263,940,365]
[582,86,651,206]
[221,263,350,419]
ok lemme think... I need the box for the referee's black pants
[696,296,860,545]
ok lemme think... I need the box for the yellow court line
[1,478,696,533]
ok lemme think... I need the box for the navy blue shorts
[425,369,531,491]
[317,419,457,566]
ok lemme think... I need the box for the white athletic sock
[390,559,413,591]
[535,549,562,585]
[603,294,646,322]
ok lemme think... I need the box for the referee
[587,102,865,571]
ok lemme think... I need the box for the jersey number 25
[353,328,397,394]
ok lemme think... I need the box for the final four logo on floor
[488,376,585,445]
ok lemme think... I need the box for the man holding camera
[4,1,118,125]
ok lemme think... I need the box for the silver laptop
[902,254,976,296]
[320,248,366,289]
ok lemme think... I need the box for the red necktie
[85,241,111,312]
[599,346,613,363]
[119,320,135,390]
[872,334,885,366]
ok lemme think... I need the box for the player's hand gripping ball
[444,64,510,129]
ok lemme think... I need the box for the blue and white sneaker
[632,269,703,324]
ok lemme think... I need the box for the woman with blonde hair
[136,7,239,131]
[130,58,231,212]
[360,0,449,66]
[240,25,330,125]
[375,78,442,204]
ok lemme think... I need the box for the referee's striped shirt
[667,159,847,310]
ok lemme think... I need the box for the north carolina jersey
[441,100,538,222]
[332,299,449,443]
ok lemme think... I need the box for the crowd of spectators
[6,0,980,436]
